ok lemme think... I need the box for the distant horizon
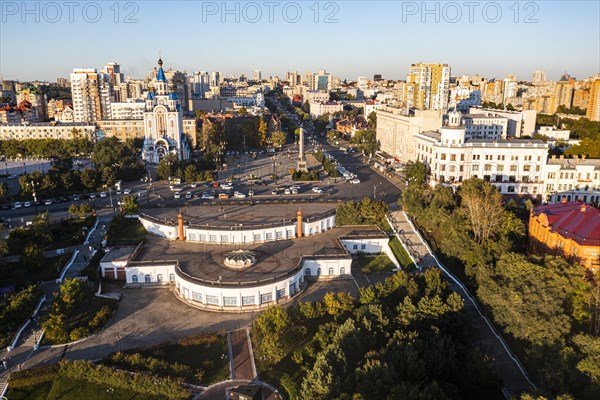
[1,1,598,82]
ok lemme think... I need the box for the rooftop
[532,201,600,246]
[101,246,138,263]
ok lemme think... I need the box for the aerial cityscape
[0,1,599,399]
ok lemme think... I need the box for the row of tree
[0,136,93,160]
[400,161,600,399]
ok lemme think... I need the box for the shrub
[69,326,90,341]
[8,364,59,388]
[88,305,113,331]
[0,285,40,347]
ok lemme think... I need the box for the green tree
[272,131,287,148]
[459,178,504,243]
[403,160,428,186]
[258,118,268,146]
[80,168,98,191]
[351,129,379,157]
[39,174,57,194]
[23,243,44,271]
[367,111,377,128]
[183,164,198,183]
[121,195,138,214]
[323,292,355,317]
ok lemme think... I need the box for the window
[242,296,256,306]
[260,292,273,304]
[450,154,456,161]
[220,235,229,243]
[317,268,322,276]
[472,164,479,171]
[353,244,358,250]
[328,267,334,275]
[266,232,273,241]
[305,268,311,276]
[206,295,219,305]
[276,231,283,239]
[209,234,217,242]
[223,296,237,306]
[507,186,515,193]
[192,292,202,302]
[340,267,346,275]
[131,275,138,283]
[361,244,366,250]
[144,274,151,283]
[157,274,163,282]
[254,233,262,242]
[276,288,286,299]
[169,273,175,282]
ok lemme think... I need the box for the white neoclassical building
[141,58,191,164]
[100,209,400,312]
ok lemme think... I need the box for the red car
[213,182,220,187]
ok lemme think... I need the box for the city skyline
[1,1,599,81]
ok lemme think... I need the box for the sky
[1,0,599,82]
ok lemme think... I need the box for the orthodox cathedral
[142,58,191,164]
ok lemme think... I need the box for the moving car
[190,182,198,188]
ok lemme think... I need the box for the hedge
[8,364,59,388]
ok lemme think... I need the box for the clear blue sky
[1,1,598,82]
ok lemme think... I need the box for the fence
[56,249,80,283]
[6,295,46,351]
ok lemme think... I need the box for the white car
[174,192,181,199]
[234,191,246,199]
[89,193,96,199]
[290,185,301,190]
[123,188,132,195]
[312,187,323,194]
[350,178,361,184]
[24,201,32,207]
[248,190,254,196]
[190,182,198,188]
[185,192,192,199]
[44,199,53,206]
[291,188,298,194]
[100,192,107,198]
[222,184,233,190]
[284,188,291,195]
[202,192,215,200]
[14,202,22,209]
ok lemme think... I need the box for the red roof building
[529,200,600,271]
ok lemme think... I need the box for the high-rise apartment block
[532,69,547,84]
[405,63,451,112]
[586,79,600,121]
[70,68,112,122]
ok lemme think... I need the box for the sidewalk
[387,210,534,398]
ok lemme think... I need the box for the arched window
[131,275,138,283]
[340,267,346,275]
[317,268,321,276]
[305,268,311,276]
[144,274,151,283]
[157,274,163,282]
[328,267,334,276]
[169,273,175,282]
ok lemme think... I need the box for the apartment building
[0,121,96,141]
[70,68,112,122]
[405,62,451,112]
[544,156,600,205]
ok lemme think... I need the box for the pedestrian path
[229,329,256,381]
[387,209,534,398]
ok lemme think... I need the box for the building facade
[414,112,548,197]
[309,101,343,117]
[529,201,600,271]
[70,68,112,122]
[141,58,191,164]
[375,107,442,162]
[586,79,600,121]
[544,156,600,205]
[0,121,96,141]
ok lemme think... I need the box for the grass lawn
[389,237,417,272]
[133,333,229,385]
[9,377,161,400]
[357,253,396,273]
[107,216,147,246]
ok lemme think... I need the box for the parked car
[100,192,107,198]
[248,190,254,196]
[290,185,301,190]
[284,188,291,195]
[234,191,246,199]
[123,188,132,195]
[185,192,192,199]
[312,187,323,194]
[14,202,22,209]
[271,189,278,195]
[213,182,220,188]
[350,178,361,184]
[291,188,298,194]
[190,182,198,188]
[89,193,96,199]
[218,193,229,199]
[24,201,32,207]
[174,192,181,199]
[202,192,215,200]
[222,183,233,190]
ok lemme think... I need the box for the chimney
[297,208,303,238]
[178,210,185,241]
